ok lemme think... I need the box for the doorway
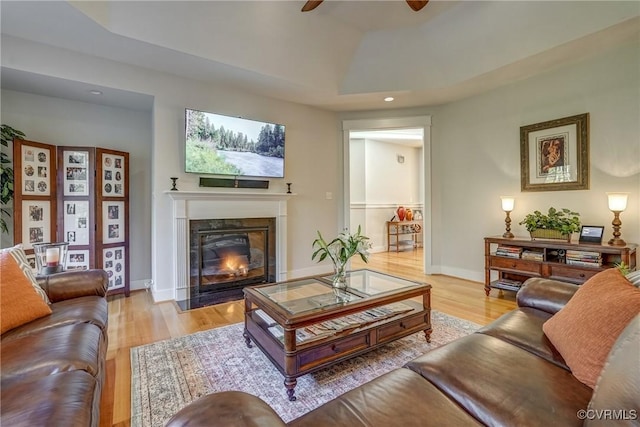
[342,116,432,274]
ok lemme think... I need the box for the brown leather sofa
[166,277,639,426]
[1,269,109,427]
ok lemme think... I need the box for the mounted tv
[185,108,285,178]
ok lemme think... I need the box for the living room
[1,2,639,426]
[2,2,638,297]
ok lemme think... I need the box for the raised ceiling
[1,1,638,112]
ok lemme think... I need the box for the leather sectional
[166,277,639,426]
[1,270,109,427]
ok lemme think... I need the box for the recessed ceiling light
[88,90,103,95]
[384,97,394,102]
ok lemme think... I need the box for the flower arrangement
[312,225,371,287]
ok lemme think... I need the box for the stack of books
[495,278,523,291]
[565,250,602,267]
[522,249,544,262]
[495,245,523,258]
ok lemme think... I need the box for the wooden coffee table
[243,269,431,401]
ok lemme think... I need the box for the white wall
[342,40,640,282]
[1,89,153,288]
[350,138,423,251]
[2,36,341,300]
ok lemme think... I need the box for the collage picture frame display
[102,153,125,197]
[102,201,125,244]
[21,145,52,196]
[103,246,126,290]
[63,150,90,196]
[21,200,52,250]
[67,249,90,271]
[64,200,90,245]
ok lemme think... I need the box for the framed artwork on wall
[520,113,589,192]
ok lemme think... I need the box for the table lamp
[607,192,628,246]
[501,196,515,238]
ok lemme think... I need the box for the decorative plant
[615,261,630,275]
[1,125,25,234]
[312,225,371,287]
[519,207,581,236]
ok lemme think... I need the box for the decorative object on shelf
[405,208,413,221]
[607,192,628,246]
[397,206,406,221]
[312,225,371,288]
[32,242,69,275]
[170,177,179,191]
[520,113,589,192]
[578,225,604,244]
[286,183,292,194]
[519,207,581,242]
[500,196,515,238]
[414,210,423,220]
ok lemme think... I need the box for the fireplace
[188,217,276,306]
[166,190,291,307]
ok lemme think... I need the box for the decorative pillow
[1,244,50,304]
[626,270,640,287]
[542,268,640,388]
[1,250,52,334]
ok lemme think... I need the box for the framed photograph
[579,225,604,244]
[520,113,589,192]
[102,201,125,244]
[102,153,126,197]
[21,144,52,196]
[21,200,52,250]
[104,246,126,290]
[63,150,89,196]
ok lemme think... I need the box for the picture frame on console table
[520,113,589,192]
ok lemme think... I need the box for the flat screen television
[185,108,285,178]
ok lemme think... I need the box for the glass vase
[332,261,347,289]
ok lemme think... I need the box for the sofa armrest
[37,269,108,303]
[165,391,287,427]
[516,278,580,315]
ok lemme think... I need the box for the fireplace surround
[166,190,291,307]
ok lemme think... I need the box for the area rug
[131,310,480,427]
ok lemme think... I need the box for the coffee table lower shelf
[243,301,431,401]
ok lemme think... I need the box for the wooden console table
[243,269,431,401]
[484,235,637,296]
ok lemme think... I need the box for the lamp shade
[607,193,628,212]
[500,196,515,212]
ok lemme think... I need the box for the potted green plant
[1,125,26,234]
[519,207,581,242]
[312,225,371,288]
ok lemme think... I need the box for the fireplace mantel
[165,190,295,201]
[165,190,292,302]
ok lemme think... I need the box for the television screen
[185,108,285,178]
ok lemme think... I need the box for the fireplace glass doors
[186,217,276,308]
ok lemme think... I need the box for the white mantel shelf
[164,190,296,201]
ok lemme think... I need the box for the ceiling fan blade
[301,1,324,12]
[406,0,429,11]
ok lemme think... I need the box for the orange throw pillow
[1,251,52,334]
[542,268,640,388]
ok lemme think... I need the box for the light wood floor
[100,249,517,427]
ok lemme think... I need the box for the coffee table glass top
[254,269,423,314]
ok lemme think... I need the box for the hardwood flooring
[100,249,517,427]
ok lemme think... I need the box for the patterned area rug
[130,310,480,427]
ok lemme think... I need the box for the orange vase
[397,206,406,221]
[406,208,413,221]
